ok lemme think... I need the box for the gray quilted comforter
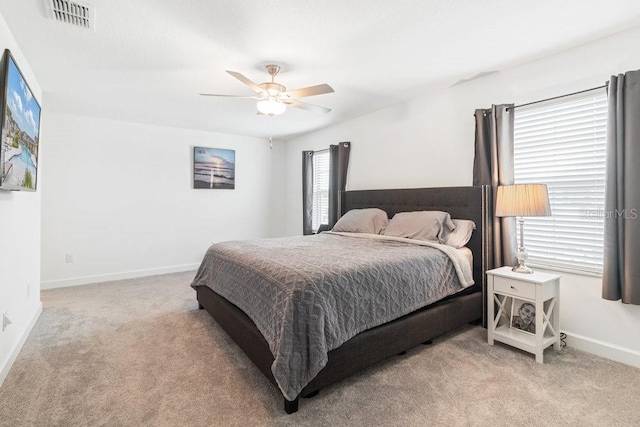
[191,232,473,400]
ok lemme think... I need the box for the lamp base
[513,240,534,274]
[512,264,534,274]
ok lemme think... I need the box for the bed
[192,185,491,413]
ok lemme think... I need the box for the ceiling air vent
[45,0,95,30]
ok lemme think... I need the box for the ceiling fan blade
[284,84,334,98]
[226,70,264,93]
[199,93,260,99]
[284,99,331,114]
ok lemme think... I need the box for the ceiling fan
[200,65,334,116]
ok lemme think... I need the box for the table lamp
[495,184,551,274]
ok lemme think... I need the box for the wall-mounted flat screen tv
[0,49,41,191]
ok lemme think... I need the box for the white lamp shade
[257,98,286,115]
[495,184,551,217]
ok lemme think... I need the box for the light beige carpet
[1,271,639,426]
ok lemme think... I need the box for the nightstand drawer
[493,276,536,299]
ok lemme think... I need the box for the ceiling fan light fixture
[201,64,333,116]
[257,98,286,116]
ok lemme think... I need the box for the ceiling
[1,0,640,140]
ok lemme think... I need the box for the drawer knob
[510,285,516,289]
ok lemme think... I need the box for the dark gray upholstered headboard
[341,186,491,303]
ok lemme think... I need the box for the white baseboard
[41,264,199,290]
[0,302,42,387]
[564,330,640,369]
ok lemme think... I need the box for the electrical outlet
[65,253,74,263]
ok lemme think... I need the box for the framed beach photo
[0,49,41,191]
[193,146,235,189]
[510,299,536,335]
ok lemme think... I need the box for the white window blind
[513,88,607,274]
[312,149,330,232]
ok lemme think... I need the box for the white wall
[539,269,640,367]
[0,13,43,385]
[41,114,285,288]
[283,26,640,366]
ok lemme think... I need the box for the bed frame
[195,185,491,414]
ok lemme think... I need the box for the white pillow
[444,219,476,248]
[383,211,455,243]
[332,208,389,234]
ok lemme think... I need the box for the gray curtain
[302,150,314,235]
[328,142,351,227]
[473,104,517,269]
[603,70,640,305]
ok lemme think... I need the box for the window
[312,149,330,232]
[513,88,607,274]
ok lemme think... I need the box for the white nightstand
[487,267,561,363]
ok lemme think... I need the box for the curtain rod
[507,84,607,111]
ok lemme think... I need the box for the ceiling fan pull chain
[268,116,274,150]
